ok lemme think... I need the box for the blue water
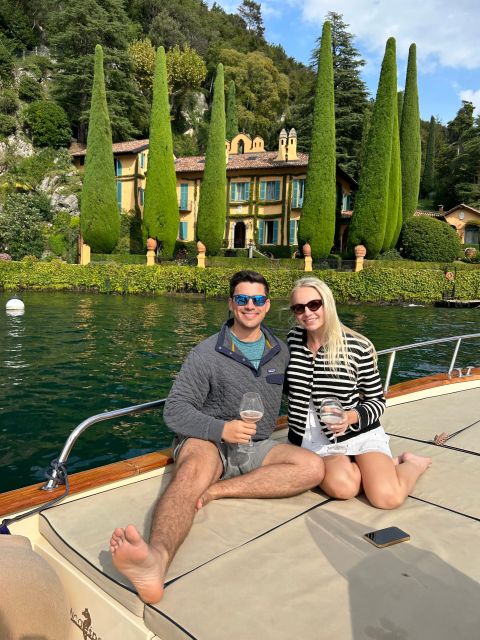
[1,292,477,492]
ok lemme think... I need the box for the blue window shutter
[260,181,266,201]
[274,181,280,201]
[179,221,187,240]
[244,182,250,201]
[114,159,122,177]
[293,179,298,206]
[289,220,296,244]
[231,182,237,201]
[116,181,122,209]
[273,220,279,244]
[180,184,188,209]
[258,220,264,244]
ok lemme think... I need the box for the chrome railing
[378,333,480,394]
[42,398,166,491]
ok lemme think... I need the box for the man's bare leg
[198,444,324,508]
[110,439,223,603]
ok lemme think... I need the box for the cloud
[289,0,480,70]
[459,89,480,116]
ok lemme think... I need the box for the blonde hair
[290,277,376,375]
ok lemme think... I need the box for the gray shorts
[172,436,280,480]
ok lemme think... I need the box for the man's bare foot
[110,525,167,604]
[400,451,432,472]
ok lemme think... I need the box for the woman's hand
[327,409,359,437]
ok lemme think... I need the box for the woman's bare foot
[400,451,432,472]
[196,488,215,510]
[110,525,167,604]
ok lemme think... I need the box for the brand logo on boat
[70,607,103,640]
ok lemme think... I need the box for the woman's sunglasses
[232,294,268,307]
[290,299,323,315]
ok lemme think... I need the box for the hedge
[1,261,479,302]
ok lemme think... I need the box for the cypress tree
[397,91,404,130]
[80,44,119,253]
[383,76,402,250]
[197,63,227,255]
[142,47,179,257]
[226,80,238,141]
[298,21,336,259]
[347,38,396,258]
[400,44,421,220]
[421,116,436,197]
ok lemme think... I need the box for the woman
[286,277,431,509]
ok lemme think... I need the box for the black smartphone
[363,526,410,548]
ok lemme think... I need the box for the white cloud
[288,0,480,70]
[459,89,480,116]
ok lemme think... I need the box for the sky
[212,0,480,125]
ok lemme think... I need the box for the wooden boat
[1,334,479,639]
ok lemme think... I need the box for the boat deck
[29,383,480,639]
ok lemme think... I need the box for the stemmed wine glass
[319,397,346,446]
[239,392,264,448]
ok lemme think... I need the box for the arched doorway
[233,221,246,248]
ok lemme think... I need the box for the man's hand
[222,419,257,444]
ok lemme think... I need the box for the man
[110,270,325,603]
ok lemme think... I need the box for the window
[114,158,122,177]
[260,180,281,201]
[179,183,189,210]
[292,179,304,208]
[140,153,146,170]
[230,181,250,202]
[342,193,351,211]
[289,219,297,245]
[138,187,144,206]
[465,225,479,244]
[258,219,279,245]
[179,221,188,241]
[116,182,122,210]
[238,140,245,154]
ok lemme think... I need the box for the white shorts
[302,426,392,458]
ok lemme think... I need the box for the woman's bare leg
[355,451,431,510]
[320,455,362,500]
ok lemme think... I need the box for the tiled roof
[69,139,149,157]
[174,150,310,172]
[414,209,444,218]
[445,203,480,216]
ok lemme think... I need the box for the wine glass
[239,392,264,448]
[319,397,346,446]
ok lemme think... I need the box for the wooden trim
[386,369,480,399]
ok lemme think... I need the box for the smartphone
[363,526,410,548]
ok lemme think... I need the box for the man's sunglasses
[290,299,323,315]
[232,294,268,307]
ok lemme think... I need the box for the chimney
[276,128,287,161]
[287,128,298,161]
[438,204,444,215]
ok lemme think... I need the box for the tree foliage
[383,78,402,250]
[347,38,396,258]
[400,217,461,262]
[237,0,265,38]
[80,45,119,253]
[421,116,436,197]
[24,100,71,148]
[225,79,238,140]
[298,21,336,259]
[142,47,179,257]
[0,192,46,259]
[400,44,421,221]
[196,63,226,255]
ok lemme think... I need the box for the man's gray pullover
[164,320,288,443]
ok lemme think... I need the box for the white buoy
[6,297,25,316]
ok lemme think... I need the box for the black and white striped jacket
[286,327,386,446]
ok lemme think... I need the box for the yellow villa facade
[70,130,357,252]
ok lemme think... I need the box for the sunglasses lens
[290,299,323,314]
[252,296,267,306]
[234,295,248,306]
[233,295,268,306]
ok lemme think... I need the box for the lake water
[1,291,477,492]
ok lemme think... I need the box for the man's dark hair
[229,270,269,298]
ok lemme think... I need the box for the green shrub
[0,193,46,260]
[24,100,71,148]
[112,211,143,254]
[47,233,68,258]
[258,245,296,258]
[0,263,478,302]
[91,253,146,264]
[19,55,54,80]
[18,75,44,102]
[0,40,14,84]
[0,88,18,114]
[400,217,461,262]
[0,113,16,136]
[378,248,403,261]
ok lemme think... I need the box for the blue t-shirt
[231,333,265,370]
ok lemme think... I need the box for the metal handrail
[42,398,166,491]
[378,333,480,393]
